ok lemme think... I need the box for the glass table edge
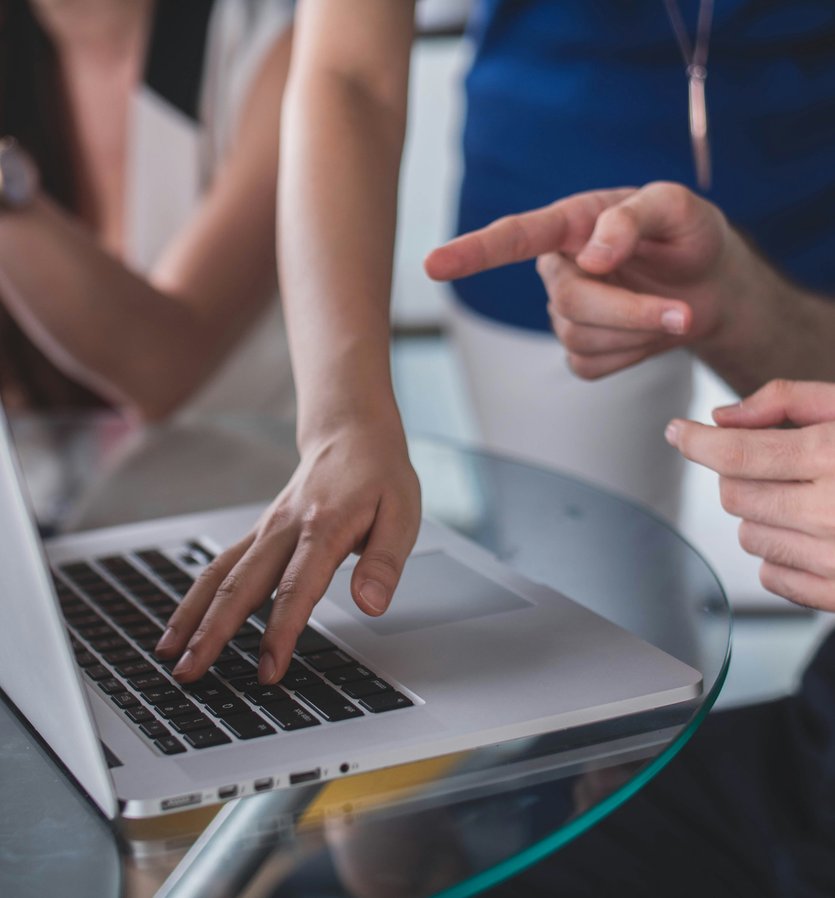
[429,630,733,898]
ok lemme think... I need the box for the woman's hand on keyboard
[155,419,421,684]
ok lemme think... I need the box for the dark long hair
[0,0,103,409]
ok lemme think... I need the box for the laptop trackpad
[332,551,533,636]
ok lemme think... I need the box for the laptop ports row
[289,768,321,786]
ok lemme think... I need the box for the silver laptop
[0,404,702,820]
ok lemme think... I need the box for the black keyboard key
[303,650,356,672]
[157,699,200,720]
[111,691,139,709]
[221,713,276,740]
[294,626,337,656]
[128,672,168,691]
[87,635,129,653]
[204,695,250,719]
[260,699,320,731]
[85,664,111,682]
[114,659,153,678]
[136,635,163,651]
[142,686,181,705]
[325,665,375,686]
[154,735,186,755]
[74,651,97,669]
[230,633,261,652]
[342,678,393,699]
[64,610,101,627]
[140,720,169,739]
[295,684,364,721]
[76,624,115,641]
[183,727,232,749]
[126,707,154,724]
[165,575,195,595]
[213,658,257,681]
[170,713,213,734]
[122,622,163,640]
[243,684,289,706]
[358,692,413,713]
[97,677,125,695]
[101,647,143,665]
[185,678,232,704]
[109,611,147,628]
[280,666,323,690]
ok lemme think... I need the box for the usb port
[253,777,274,793]
[218,785,238,800]
[289,768,321,786]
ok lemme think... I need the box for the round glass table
[2,413,732,898]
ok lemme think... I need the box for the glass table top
[2,413,732,898]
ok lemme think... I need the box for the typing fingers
[259,523,360,685]
[169,522,298,683]
[155,533,253,661]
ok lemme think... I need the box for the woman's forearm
[279,3,414,448]
[0,196,264,418]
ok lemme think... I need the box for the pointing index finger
[424,189,634,281]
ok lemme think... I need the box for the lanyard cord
[664,0,714,74]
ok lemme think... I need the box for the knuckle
[737,520,759,556]
[758,562,785,597]
[648,181,693,215]
[536,252,558,279]
[718,477,742,516]
[567,353,603,380]
[360,547,402,585]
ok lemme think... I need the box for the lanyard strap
[663,0,714,190]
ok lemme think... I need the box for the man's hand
[666,379,835,611]
[425,182,748,379]
[155,421,421,683]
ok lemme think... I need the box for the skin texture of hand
[665,379,835,611]
[156,422,421,683]
[425,182,746,380]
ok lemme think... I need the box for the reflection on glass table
[2,412,732,898]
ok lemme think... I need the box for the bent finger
[758,561,835,612]
[665,419,824,481]
[260,527,357,683]
[713,379,835,429]
[542,265,692,336]
[716,477,816,533]
[576,181,718,275]
[738,520,835,580]
[350,495,420,617]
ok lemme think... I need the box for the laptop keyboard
[52,546,413,757]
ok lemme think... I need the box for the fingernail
[259,651,276,684]
[664,422,681,447]
[172,648,195,678]
[713,401,741,414]
[661,309,687,335]
[579,240,613,266]
[359,580,389,613]
[155,627,177,655]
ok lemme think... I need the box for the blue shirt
[454,0,835,331]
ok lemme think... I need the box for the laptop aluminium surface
[0,405,702,820]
